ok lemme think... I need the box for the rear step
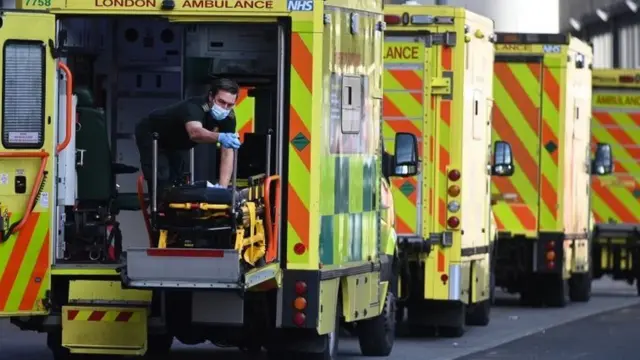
[121,248,281,290]
[122,248,242,289]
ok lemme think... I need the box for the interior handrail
[264,175,281,263]
[0,151,49,242]
[56,62,74,154]
[137,175,153,247]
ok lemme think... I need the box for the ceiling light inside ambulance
[411,15,435,24]
[384,15,402,25]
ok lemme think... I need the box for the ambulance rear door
[382,35,430,241]
[0,12,59,316]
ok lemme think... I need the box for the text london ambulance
[94,0,274,9]
[595,94,640,106]
[384,45,421,60]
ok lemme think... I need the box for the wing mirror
[384,132,420,178]
[591,143,613,176]
[491,141,515,177]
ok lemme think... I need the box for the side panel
[591,90,640,225]
[563,52,591,237]
[0,12,57,316]
[317,6,381,268]
[382,37,425,238]
[491,56,542,237]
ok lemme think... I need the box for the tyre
[568,272,592,302]
[465,299,491,326]
[357,291,396,356]
[544,275,568,308]
[636,276,640,296]
[145,334,173,357]
[439,304,466,338]
[267,330,338,360]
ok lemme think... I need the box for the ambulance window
[2,41,45,149]
[341,75,363,134]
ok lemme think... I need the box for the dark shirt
[140,96,236,150]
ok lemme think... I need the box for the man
[135,78,242,197]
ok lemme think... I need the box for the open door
[0,12,58,316]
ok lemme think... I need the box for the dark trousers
[135,123,186,203]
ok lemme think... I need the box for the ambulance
[382,5,512,337]
[0,1,414,358]
[590,69,640,295]
[491,33,613,307]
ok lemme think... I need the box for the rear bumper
[494,232,566,278]
[594,223,640,242]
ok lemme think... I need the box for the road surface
[0,278,637,359]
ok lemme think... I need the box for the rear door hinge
[425,32,457,47]
[431,72,453,97]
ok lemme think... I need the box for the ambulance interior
[57,17,284,264]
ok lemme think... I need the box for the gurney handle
[231,148,238,210]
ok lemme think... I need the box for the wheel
[568,272,592,302]
[439,304,466,338]
[636,276,640,296]
[439,325,465,338]
[145,334,173,357]
[544,275,568,308]
[519,278,543,307]
[357,291,396,356]
[267,331,338,360]
[465,300,491,326]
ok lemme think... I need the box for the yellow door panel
[0,11,57,316]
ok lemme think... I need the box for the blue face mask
[210,103,230,121]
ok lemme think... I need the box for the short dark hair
[209,78,239,97]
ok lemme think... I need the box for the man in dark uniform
[135,78,242,196]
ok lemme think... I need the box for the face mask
[210,103,230,121]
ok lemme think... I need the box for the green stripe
[320,215,334,265]
[363,158,376,212]
[334,156,350,214]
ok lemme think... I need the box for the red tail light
[448,169,461,181]
[295,281,307,295]
[384,15,401,25]
[293,312,306,327]
[447,216,460,228]
[546,241,555,250]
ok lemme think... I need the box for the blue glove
[219,133,241,149]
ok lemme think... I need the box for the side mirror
[591,143,613,175]
[392,132,419,177]
[491,141,515,176]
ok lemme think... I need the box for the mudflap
[62,306,148,356]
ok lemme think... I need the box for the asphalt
[0,278,638,360]
[458,302,640,360]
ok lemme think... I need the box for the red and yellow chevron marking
[286,32,313,265]
[235,87,255,141]
[491,60,560,235]
[383,64,424,236]
[66,309,142,322]
[0,212,50,314]
[591,110,640,224]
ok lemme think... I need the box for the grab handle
[56,62,73,154]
